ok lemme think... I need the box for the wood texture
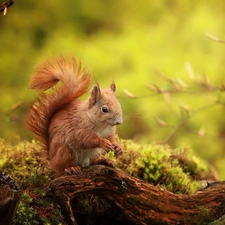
[0,172,21,225]
[50,165,225,225]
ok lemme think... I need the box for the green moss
[0,138,65,225]
[106,139,212,194]
[194,207,215,225]
[175,146,211,180]
[0,139,51,189]
[0,138,215,224]
[12,190,64,225]
[0,138,213,195]
[135,145,170,183]
[12,193,38,225]
[208,214,225,225]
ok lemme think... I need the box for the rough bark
[0,172,21,225]
[50,165,225,225]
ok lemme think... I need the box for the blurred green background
[1,1,225,178]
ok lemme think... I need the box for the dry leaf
[176,79,189,88]
[179,103,190,112]
[144,83,158,92]
[205,32,225,44]
[155,117,168,127]
[198,127,205,137]
[185,62,195,81]
[163,92,171,104]
[122,89,136,98]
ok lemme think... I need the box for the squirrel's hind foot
[64,166,82,175]
[91,158,114,167]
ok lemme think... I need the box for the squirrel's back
[26,57,90,154]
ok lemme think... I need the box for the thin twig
[159,123,182,144]
[158,101,219,144]
[5,101,22,116]
[0,0,14,15]
[121,86,221,100]
[205,32,225,44]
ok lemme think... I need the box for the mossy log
[0,172,21,225]
[50,165,225,225]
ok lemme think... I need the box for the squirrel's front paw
[100,138,114,152]
[64,166,82,175]
[112,143,123,157]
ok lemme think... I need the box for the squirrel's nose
[115,117,123,125]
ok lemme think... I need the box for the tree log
[0,172,21,225]
[50,165,225,225]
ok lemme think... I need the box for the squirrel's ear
[110,80,116,92]
[89,85,101,106]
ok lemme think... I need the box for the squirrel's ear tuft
[89,85,101,107]
[110,80,116,92]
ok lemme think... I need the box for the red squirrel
[26,57,123,176]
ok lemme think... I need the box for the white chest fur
[75,125,115,167]
[75,147,101,167]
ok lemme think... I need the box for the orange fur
[26,57,123,176]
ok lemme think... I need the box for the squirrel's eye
[102,106,109,113]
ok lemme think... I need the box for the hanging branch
[0,0,14,15]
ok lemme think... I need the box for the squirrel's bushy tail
[26,57,90,155]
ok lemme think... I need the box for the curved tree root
[50,165,225,225]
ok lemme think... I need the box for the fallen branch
[50,165,225,225]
